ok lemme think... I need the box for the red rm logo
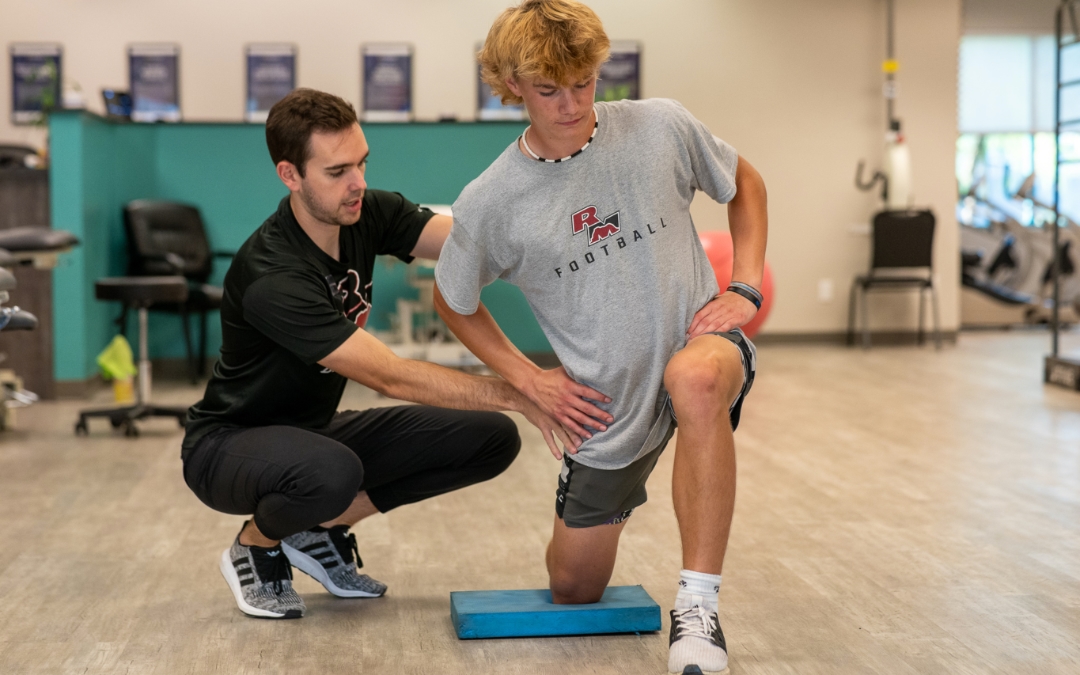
[571,206,621,246]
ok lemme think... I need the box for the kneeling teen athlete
[182,88,570,619]
[434,2,769,672]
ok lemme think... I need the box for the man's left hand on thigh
[686,293,757,340]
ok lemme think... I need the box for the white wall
[963,0,1058,34]
[1,0,962,335]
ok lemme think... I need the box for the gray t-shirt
[436,98,739,470]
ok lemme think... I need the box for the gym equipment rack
[1046,0,1080,390]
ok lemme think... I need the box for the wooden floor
[1,332,1079,674]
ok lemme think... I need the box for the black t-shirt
[182,191,434,456]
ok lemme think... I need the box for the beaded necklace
[520,117,598,163]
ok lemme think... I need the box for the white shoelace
[674,606,718,641]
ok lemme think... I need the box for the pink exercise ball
[698,230,774,338]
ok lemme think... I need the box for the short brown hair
[265,88,358,177]
[479,0,610,105]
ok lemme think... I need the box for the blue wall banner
[129,44,181,123]
[246,44,296,123]
[476,44,525,122]
[596,41,641,102]
[362,44,413,122]
[11,44,62,125]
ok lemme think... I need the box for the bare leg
[664,334,745,574]
[238,520,279,548]
[238,491,378,547]
[546,515,627,604]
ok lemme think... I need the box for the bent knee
[664,344,742,405]
[489,412,522,461]
[549,574,606,605]
[475,412,522,479]
[547,542,612,605]
[311,450,364,512]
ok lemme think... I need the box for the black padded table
[95,275,189,306]
[0,226,78,251]
[75,276,190,437]
[0,226,79,269]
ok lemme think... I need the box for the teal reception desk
[48,111,550,385]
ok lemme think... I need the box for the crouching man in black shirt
[182,88,572,619]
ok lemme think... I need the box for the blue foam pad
[450,585,661,639]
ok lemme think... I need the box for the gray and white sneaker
[281,525,387,598]
[668,604,729,674]
[218,528,305,619]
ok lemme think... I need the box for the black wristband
[726,285,762,310]
[729,281,763,304]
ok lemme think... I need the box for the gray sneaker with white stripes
[218,529,305,619]
[282,525,387,598]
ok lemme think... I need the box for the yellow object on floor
[97,335,137,403]
[111,376,135,404]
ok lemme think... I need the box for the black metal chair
[75,277,190,437]
[847,210,941,349]
[123,200,233,382]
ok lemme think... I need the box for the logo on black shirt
[572,205,621,246]
[335,270,372,328]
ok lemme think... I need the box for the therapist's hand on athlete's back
[522,367,614,443]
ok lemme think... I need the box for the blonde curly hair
[479,0,611,105]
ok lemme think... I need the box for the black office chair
[123,200,234,382]
[847,210,941,349]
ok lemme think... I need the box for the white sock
[675,569,721,612]
[670,570,727,673]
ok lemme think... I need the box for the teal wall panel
[146,124,281,358]
[152,125,283,255]
[80,116,122,376]
[363,122,524,204]
[49,112,552,382]
[48,114,88,380]
[480,282,552,354]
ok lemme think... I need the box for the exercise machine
[0,250,39,430]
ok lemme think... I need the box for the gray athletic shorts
[555,328,757,529]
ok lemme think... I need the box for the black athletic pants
[182,406,521,540]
